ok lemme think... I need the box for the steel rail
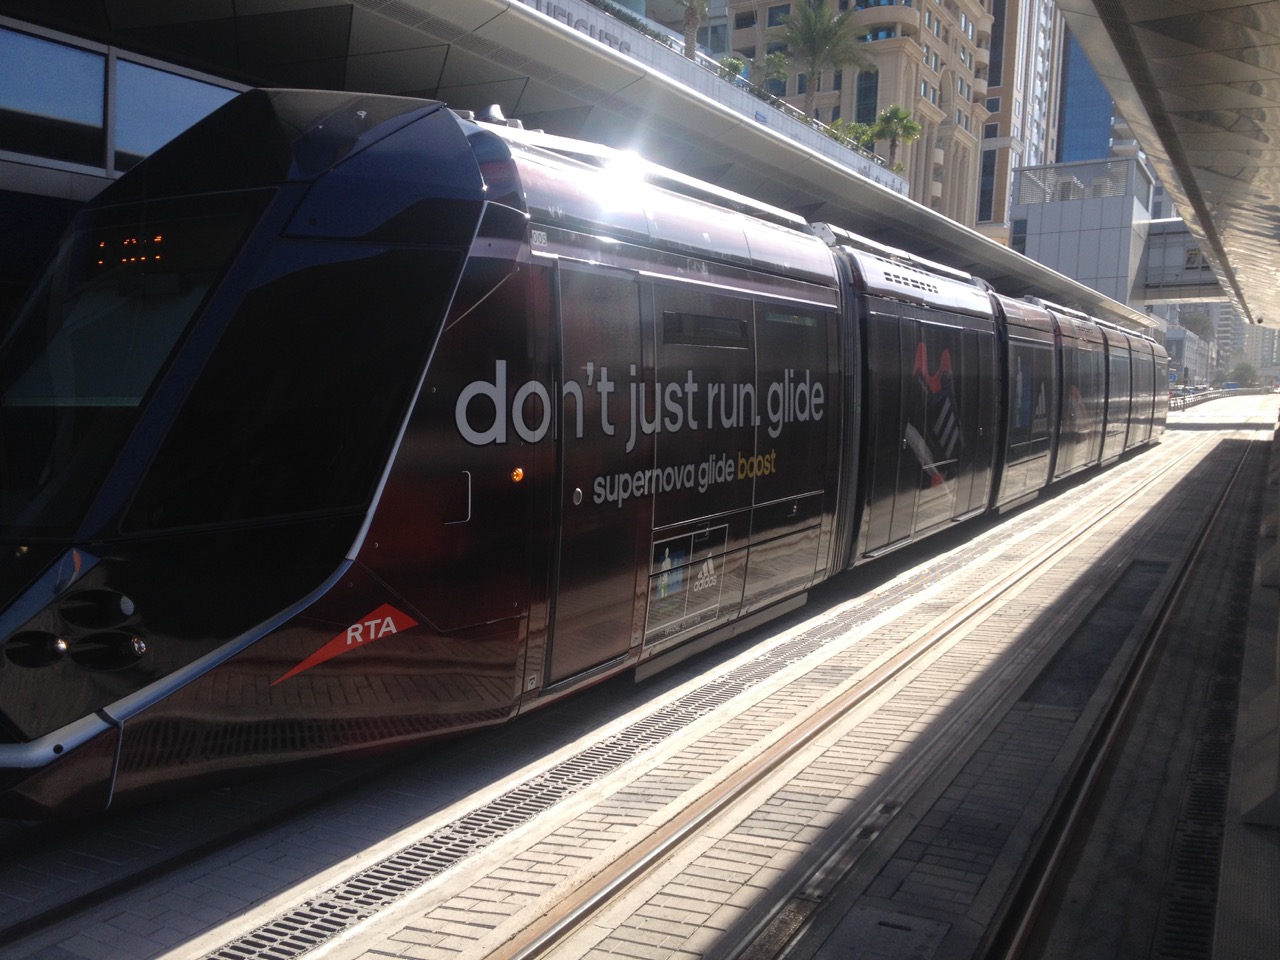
[986,420,1266,960]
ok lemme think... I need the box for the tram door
[547,264,651,684]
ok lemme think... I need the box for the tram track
[0,401,1268,960]
[984,428,1261,960]
[489,428,1231,960]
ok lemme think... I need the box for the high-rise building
[726,0,992,225]
[1056,25,1112,163]
[976,0,1063,244]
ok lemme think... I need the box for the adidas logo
[693,559,718,591]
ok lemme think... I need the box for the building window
[984,122,999,139]
[856,70,879,124]
[734,11,757,29]
[767,4,791,27]
[1011,217,1027,253]
[0,28,105,167]
[115,60,237,171]
[796,73,808,95]
[978,148,997,222]
[0,25,238,174]
[989,0,1006,87]
[698,23,728,56]
[833,69,843,90]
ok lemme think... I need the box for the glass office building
[1056,28,1112,163]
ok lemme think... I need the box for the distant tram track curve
[0,89,1167,818]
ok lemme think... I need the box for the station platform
[1215,408,1280,960]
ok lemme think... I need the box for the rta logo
[273,603,420,685]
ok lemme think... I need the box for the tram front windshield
[0,192,267,537]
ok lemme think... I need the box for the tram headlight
[3,631,69,668]
[2,587,147,672]
[58,589,138,630]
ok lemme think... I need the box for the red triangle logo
[272,603,419,686]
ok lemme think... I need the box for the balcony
[851,3,919,38]
[975,10,995,44]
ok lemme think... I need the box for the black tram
[0,90,1167,817]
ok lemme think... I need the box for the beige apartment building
[727,0,994,225]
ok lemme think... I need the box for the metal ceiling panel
[1065,0,1280,326]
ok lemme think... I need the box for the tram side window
[1007,338,1054,464]
[755,305,830,502]
[653,285,755,529]
[1109,349,1132,405]
[662,312,748,347]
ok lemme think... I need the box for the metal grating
[206,626,839,959]
[1150,623,1246,957]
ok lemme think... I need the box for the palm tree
[678,0,710,61]
[750,50,790,98]
[780,0,875,118]
[827,118,875,151]
[870,104,922,167]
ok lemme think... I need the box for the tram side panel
[1101,328,1134,464]
[741,296,838,612]
[641,278,757,656]
[840,249,1000,562]
[946,310,1001,521]
[1127,336,1167,448]
[856,302,1000,559]
[1129,336,1154,448]
[544,259,654,685]
[1152,345,1170,441]
[1048,311,1107,481]
[993,296,1059,510]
